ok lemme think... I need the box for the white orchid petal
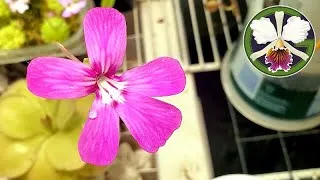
[250,40,277,61]
[250,17,277,44]
[275,11,284,37]
[282,16,311,43]
[283,41,309,61]
[282,16,311,44]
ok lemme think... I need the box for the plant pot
[221,0,320,132]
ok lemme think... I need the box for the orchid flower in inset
[5,0,30,14]
[59,0,86,18]
[250,11,311,72]
[26,8,186,166]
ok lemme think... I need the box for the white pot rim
[212,174,261,180]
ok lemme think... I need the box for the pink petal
[71,1,86,14]
[64,0,86,17]
[115,92,182,152]
[84,8,127,75]
[58,0,72,7]
[78,92,120,165]
[27,57,98,99]
[119,57,186,97]
[62,9,72,18]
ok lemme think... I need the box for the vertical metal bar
[127,34,138,40]
[163,0,173,56]
[147,0,156,58]
[202,0,221,64]
[173,0,190,66]
[217,0,233,49]
[278,132,294,180]
[230,0,243,31]
[227,101,248,174]
[188,0,205,65]
[133,1,143,65]
[235,16,243,32]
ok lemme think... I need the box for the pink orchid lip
[265,47,293,72]
[26,7,186,166]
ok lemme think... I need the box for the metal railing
[120,0,243,73]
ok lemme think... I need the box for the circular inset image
[243,5,316,77]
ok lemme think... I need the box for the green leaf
[46,0,64,14]
[1,80,43,102]
[21,140,77,180]
[0,95,48,139]
[101,0,116,7]
[82,58,90,65]
[43,100,77,131]
[0,80,44,112]
[54,100,77,130]
[41,99,79,131]
[2,79,27,96]
[0,135,45,178]
[75,94,95,123]
[40,17,70,43]
[45,124,85,171]
[41,100,59,123]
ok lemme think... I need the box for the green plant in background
[41,17,71,43]
[0,0,10,19]
[0,80,106,180]
[0,0,85,50]
[46,0,64,15]
[100,0,116,7]
[0,21,26,50]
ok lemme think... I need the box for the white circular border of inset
[221,47,320,132]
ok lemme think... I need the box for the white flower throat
[97,76,126,105]
[54,44,127,105]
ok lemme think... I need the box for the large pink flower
[26,8,186,166]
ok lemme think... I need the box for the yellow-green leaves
[46,0,64,14]
[101,0,116,7]
[82,58,90,65]
[54,100,77,130]
[75,94,94,122]
[40,17,71,43]
[44,99,77,131]
[45,124,85,171]
[21,141,76,180]
[0,135,45,178]
[0,95,48,139]
[0,79,107,179]
[0,0,10,19]
[1,79,79,133]
[1,80,41,101]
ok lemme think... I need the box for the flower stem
[55,42,81,62]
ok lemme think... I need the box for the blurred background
[0,0,320,179]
